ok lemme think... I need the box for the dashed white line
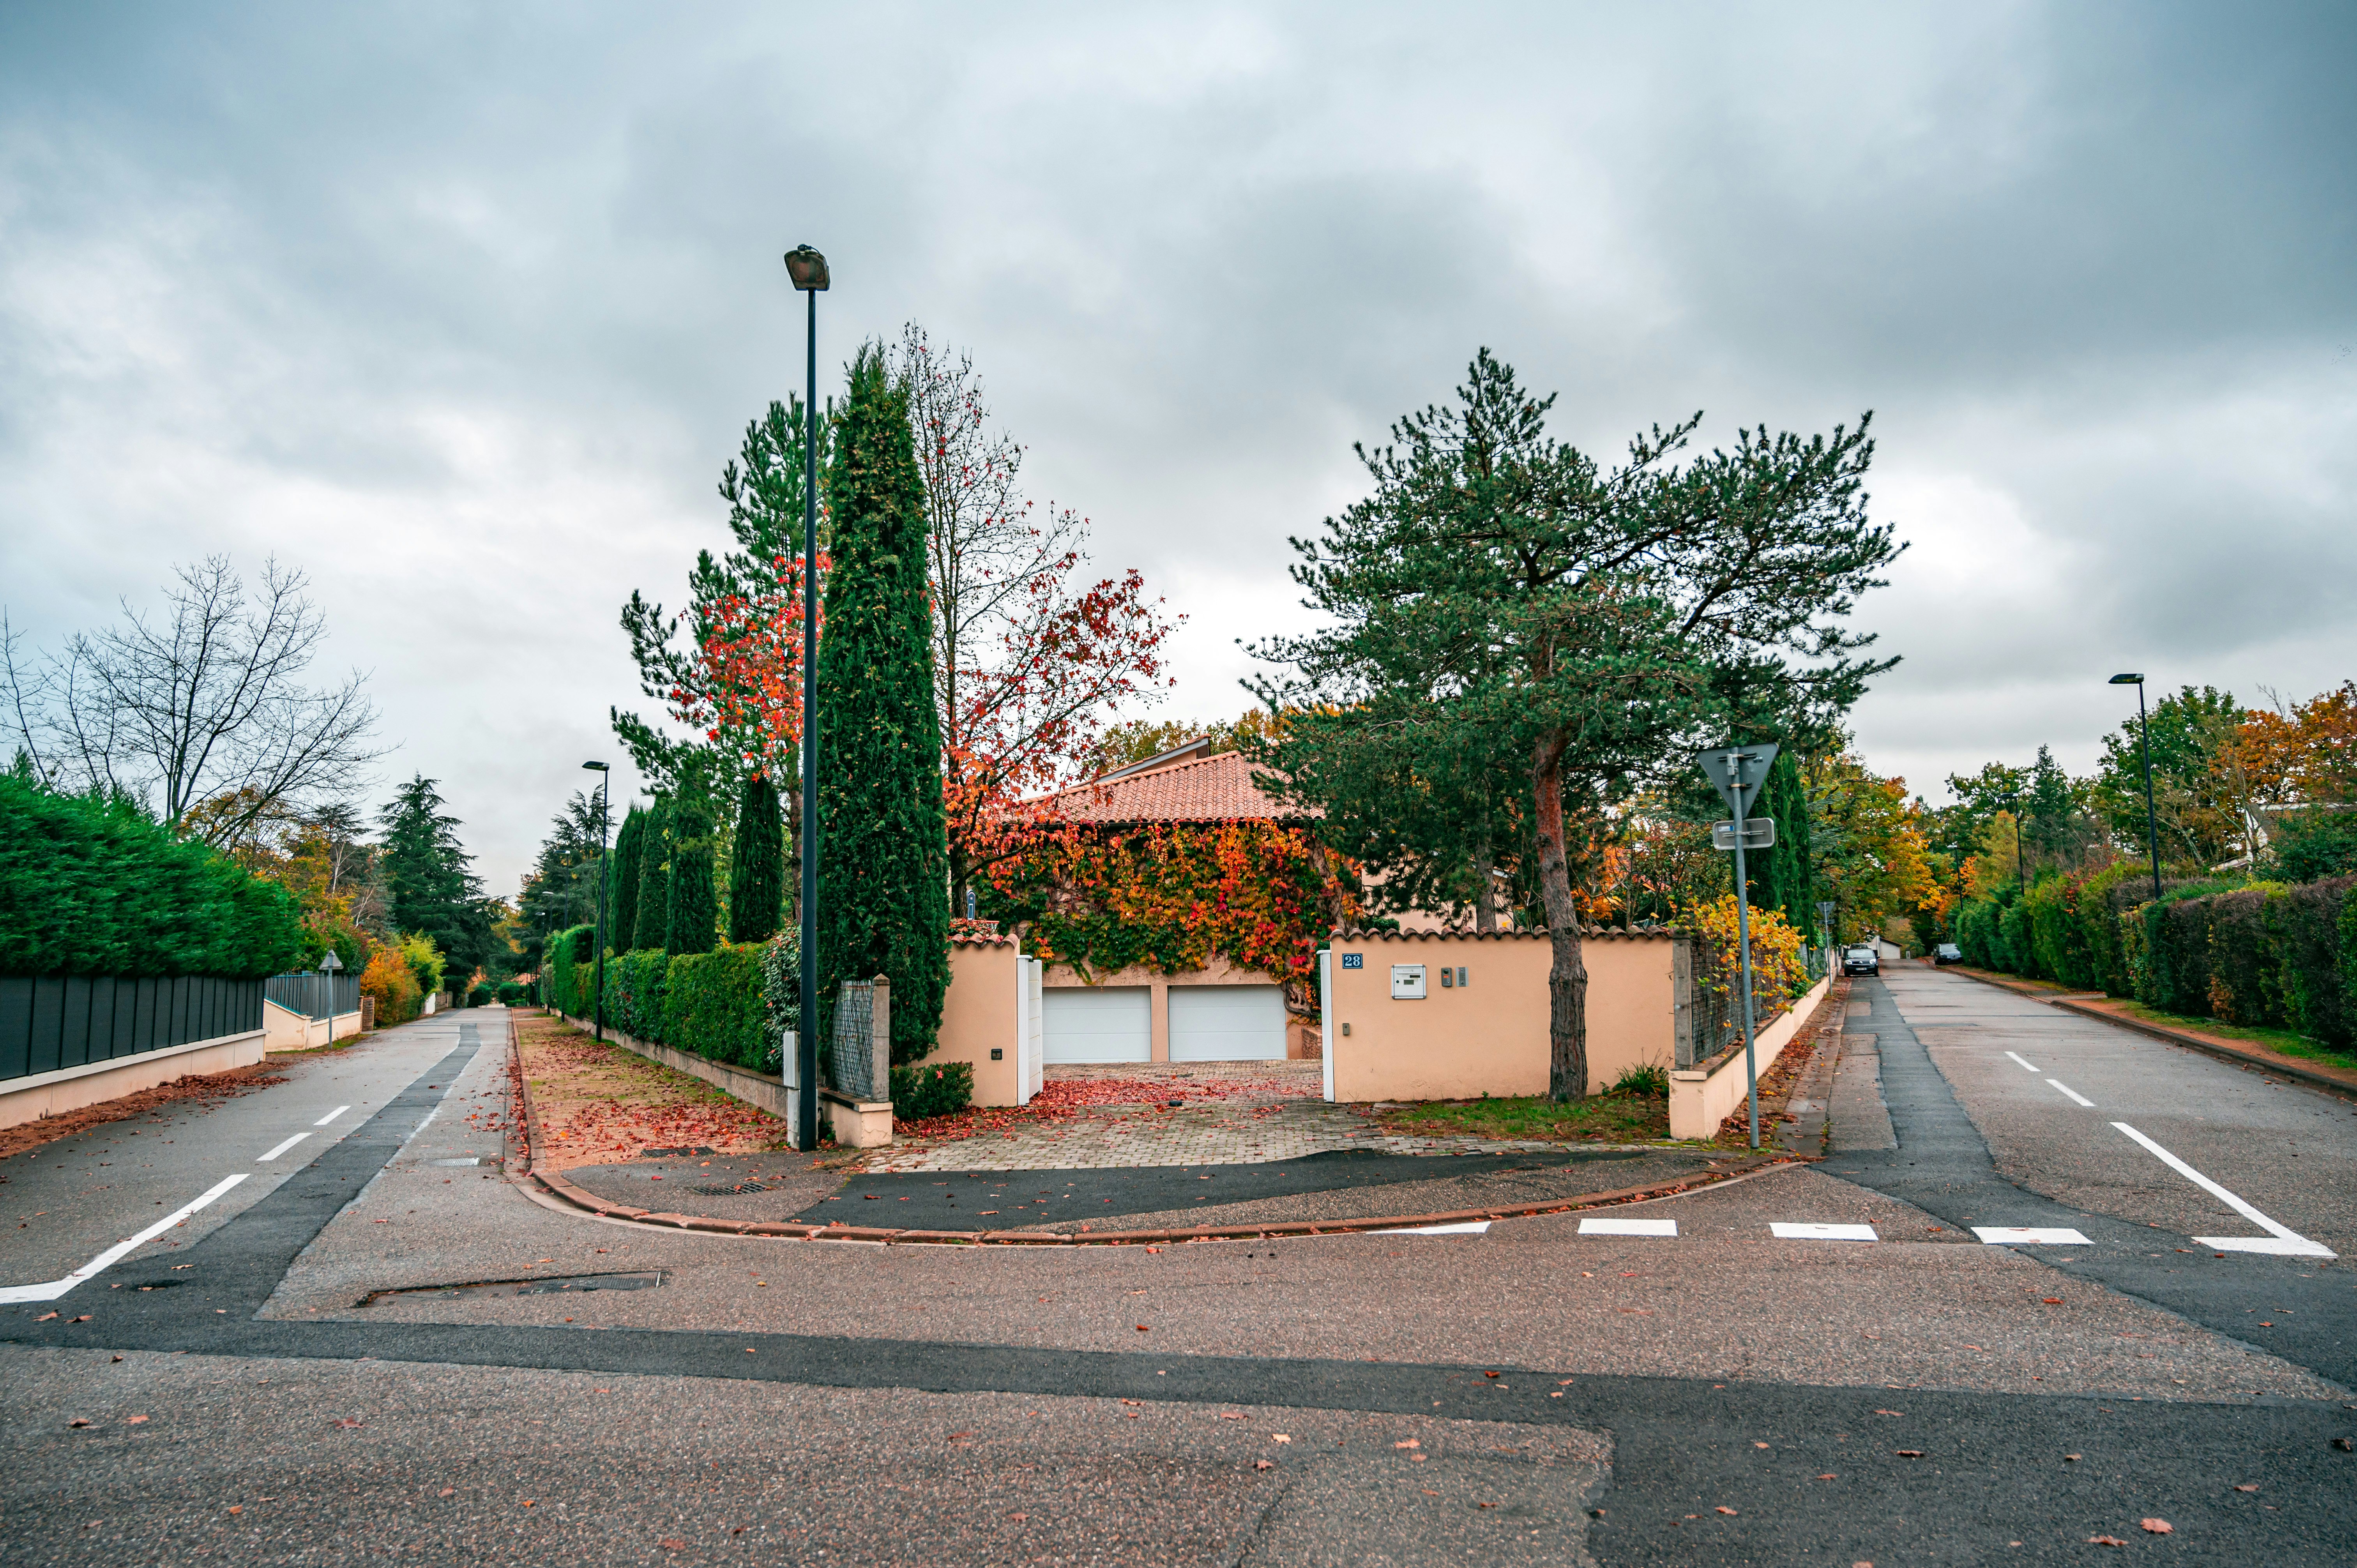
[1373,1220,1491,1236]
[2046,1079,2095,1107]
[1973,1226,2091,1245]
[1770,1222,1878,1241]
[2004,1051,2041,1072]
[0,1175,250,1303]
[258,1133,310,1162]
[1579,1217,1677,1238]
[315,1105,350,1127]
[2110,1121,2336,1259]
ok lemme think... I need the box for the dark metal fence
[825,978,891,1101]
[0,975,265,1084]
[263,972,362,1021]
[1674,938,1798,1070]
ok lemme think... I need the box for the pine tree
[815,344,951,1062]
[610,805,646,953]
[665,793,718,955]
[377,775,493,978]
[631,798,670,951]
[728,773,784,943]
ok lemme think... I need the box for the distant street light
[583,761,611,1042]
[2110,673,2164,900]
[785,243,828,1152]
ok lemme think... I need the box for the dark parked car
[1933,942,1963,966]
[1843,945,1880,976]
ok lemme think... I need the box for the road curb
[528,1150,1809,1247]
[1940,964,2357,1104]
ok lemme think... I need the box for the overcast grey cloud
[3,1,2352,893]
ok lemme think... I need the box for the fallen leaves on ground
[0,1064,286,1160]
[891,1073,1316,1147]
[2141,1519,2173,1534]
[515,1017,792,1171]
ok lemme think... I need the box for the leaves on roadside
[1715,1505,1737,1515]
[2141,1520,2173,1534]
[125,1416,149,1425]
[2088,1536,2127,1547]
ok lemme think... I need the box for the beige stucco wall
[1042,952,1314,1060]
[1324,930,1680,1102]
[262,999,362,1051]
[934,939,1025,1105]
[1667,971,1829,1138]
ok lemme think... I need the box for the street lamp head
[783,245,830,291]
[583,760,609,772]
[2108,673,2144,685]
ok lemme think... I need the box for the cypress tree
[728,773,784,943]
[1756,750,1815,938]
[664,793,719,955]
[631,798,671,951]
[609,805,646,953]
[815,344,951,1062]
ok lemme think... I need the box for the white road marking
[1373,1220,1491,1236]
[1579,1217,1677,1238]
[315,1105,350,1127]
[1973,1226,2091,1245]
[0,1175,250,1303]
[2110,1121,2336,1259]
[2004,1051,2041,1072]
[1770,1222,1878,1241]
[258,1133,310,1162]
[2046,1079,2095,1107]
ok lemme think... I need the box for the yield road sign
[1696,743,1779,818]
[1712,818,1776,851]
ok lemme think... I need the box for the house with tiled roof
[991,739,1347,1065]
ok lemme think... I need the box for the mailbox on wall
[1391,964,1426,999]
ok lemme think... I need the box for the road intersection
[4,970,2352,1563]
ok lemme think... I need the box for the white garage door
[1168,984,1287,1062]
[1043,986,1151,1064]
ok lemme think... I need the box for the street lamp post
[2110,673,2164,901]
[784,243,829,1153]
[583,761,611,1042]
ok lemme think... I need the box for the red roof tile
[1045,750,1312,825]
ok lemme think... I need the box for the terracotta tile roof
[1045,750,1313,825]
[1329,925,1682,942]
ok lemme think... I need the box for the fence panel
[0,975,263,1085]
[264,973,362,1021]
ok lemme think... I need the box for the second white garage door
[1168,984,1287,1062]
[1042,986,1151,1063]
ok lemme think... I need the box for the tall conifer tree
[815,345,951,1062]
[631,799,670,951]
[728,774,784,943]
[665,793,719,955]
[609,804,646,954]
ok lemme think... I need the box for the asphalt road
[3,1001,2353,1565]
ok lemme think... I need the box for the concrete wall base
[818,1088,894,1148]
[0,1030,267,1132]
[1668,973,1830,1139]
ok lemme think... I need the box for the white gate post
[1318,949,1335,1102]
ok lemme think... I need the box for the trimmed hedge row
[1954,868,2357,1049]
[0,777,307,978]
[548,931,970,1118]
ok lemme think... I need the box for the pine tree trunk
[1473,843,1497,934]
[1532,733,1588,1102]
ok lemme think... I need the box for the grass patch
[2095,998,2357,1070]
[1372,1089,1681,1144]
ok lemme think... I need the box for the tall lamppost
[784,242,828,1152]
[2110,673,2164,900]
[583,761,611,1042]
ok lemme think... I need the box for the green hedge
[544,925,596,1016]
[663,942,769,1070]
[0,777,307,978]
[1954,867,2357,1050]
[597,947,669,1044]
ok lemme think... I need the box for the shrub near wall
[601,948,671,1045]
[544,925,596,1017]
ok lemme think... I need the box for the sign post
[1696,743,1779,1150]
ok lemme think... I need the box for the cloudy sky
[4,2,2352,894]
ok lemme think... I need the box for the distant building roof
[1045,748,1313,825]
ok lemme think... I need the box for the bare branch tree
[8,556,384,845]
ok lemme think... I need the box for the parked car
[1842,945,1880,976]
[1933,942,1963,966]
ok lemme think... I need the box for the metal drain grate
[686,1180,771,1196]
[639,1146,716,1158]
[358,1271,663,1307]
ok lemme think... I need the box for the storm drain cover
[359,1271,663,1307]
[639,1146,716,1158]
[687,1180,771,1196]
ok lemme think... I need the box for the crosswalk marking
[1770,1222,1877,1241]
[1973,1226,2090,1245]
[1579,1217,1677,1237]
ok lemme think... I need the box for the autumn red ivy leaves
[985,820,1359,990]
